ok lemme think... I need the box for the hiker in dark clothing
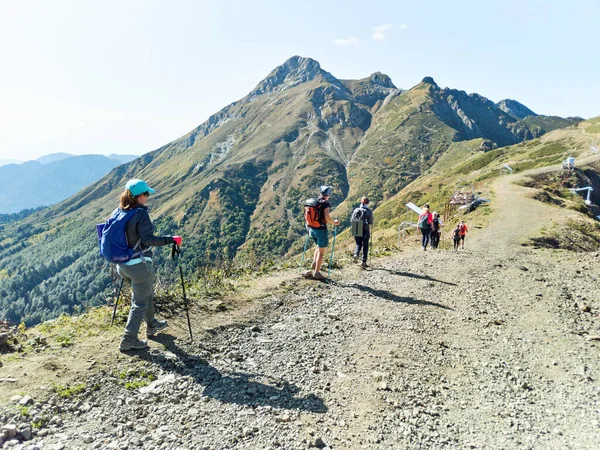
[352,197,374,269]
[417,204,433,251]
[116,179,182,351]
[430,211,443,249]
[304,186,340,280]
[452,224,461,251]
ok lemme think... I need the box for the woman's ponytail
[120,190,139,210]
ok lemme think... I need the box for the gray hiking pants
[117,261,156,338]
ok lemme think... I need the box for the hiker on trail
[351,197,374,269]
[304,186,340,280]
[458,220,468,249]
[115,179,182,351]
[430,211,443,250]
[417,204,433,251]
[452,224,461,251]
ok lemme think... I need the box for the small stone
[48,416,63,426]
[276,413,292,423]
[188,408,199,417]
[579,303,591,313]
[83,436,94,444]
[309,437,326,448]
[377,382,389,391]
[19,395,34,406]
[251,325,261,333]
[2,425,18,438]
[10,395,22,404]
[20,426,33,440]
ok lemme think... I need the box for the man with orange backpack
[303,186,340,280]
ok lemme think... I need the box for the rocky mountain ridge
[0,55,585,325]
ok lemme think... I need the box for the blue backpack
[96,208,142,263]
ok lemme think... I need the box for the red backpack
[304,198,325,228]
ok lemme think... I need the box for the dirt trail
[2,167,599,449]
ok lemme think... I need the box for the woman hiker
[459,220,469,249]
[430,211,442,250]
[417,204,433,251]
[452,224,461,252]
[117,179,182,351]
[304,186,340,280]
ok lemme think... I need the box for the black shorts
[460,235,465,241]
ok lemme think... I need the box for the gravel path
[2,174,599,449]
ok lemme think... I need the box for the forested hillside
[0,56,585,325]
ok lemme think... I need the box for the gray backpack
[350,207,366,237]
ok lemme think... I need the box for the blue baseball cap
[125,179,156,197]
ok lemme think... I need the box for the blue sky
[1,0,598,161]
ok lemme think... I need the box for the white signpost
[398,202,424,244]
[406,202,423,215]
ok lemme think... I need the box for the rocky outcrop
[497,99,537,119]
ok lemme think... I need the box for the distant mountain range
[0,153,138,213]
[0,152,138,167]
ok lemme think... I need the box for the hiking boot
[361,262,369,269]
[303,270,314,279]
[313,271,326,281]
[353,255,359,263]
[119,336,148,352]
[147,319,168,338]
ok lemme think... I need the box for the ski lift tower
[562,156,575,170]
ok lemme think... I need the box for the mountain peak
[250,56,330,96]
[370,72,396,89]
[421,76,438,86]
[496,99,537,119]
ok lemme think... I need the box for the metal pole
[179,264,193,342]
[300,233,310,271]
[368,225,373,267]
[172,244,193,342]
[111,277,124,326]
[328,226,338,278]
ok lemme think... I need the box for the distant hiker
[417,204,433,251]
[452,224,461,251]
[304,186,340,280]
[351,197,374,268]
[458,220,469,249]
[430,211,442,250]
[112,179,182,351]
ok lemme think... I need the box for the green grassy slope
[0,58,588,326]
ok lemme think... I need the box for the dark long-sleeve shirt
[124,205,173,257]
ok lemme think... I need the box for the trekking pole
[299,233,310,271]
[111,276,125,326]
[172,244,193,342]
[368,225,373,267]
[328,225,338,278]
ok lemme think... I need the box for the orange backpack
[304,198,325,228]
